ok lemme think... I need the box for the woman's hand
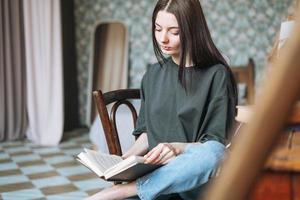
[122,133,149,159]
[144,143,178,165]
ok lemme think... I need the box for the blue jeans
[131,140,225,200]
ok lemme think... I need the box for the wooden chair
[93,89,140,156]
[231,58,255,105]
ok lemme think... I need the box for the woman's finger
[145,151,160,163]
[164,143,177,156]
[144,145,163,163]
[151,147,171,164]
[151,143,175,164]
[158,149,176,164]
[144,143,163,158]
[144,143,177,164]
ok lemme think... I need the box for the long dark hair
[152,0,237,105]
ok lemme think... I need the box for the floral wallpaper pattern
[74,0,295,125]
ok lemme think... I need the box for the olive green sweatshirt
[133,57,236,149]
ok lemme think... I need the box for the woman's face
[155,11,180,60]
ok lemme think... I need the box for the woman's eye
[171,32,179,35]
[155,28,162,32]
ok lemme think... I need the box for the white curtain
[23,0,64,145]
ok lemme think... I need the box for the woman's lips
[161,46,172,51]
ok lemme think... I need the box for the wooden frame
[86,21,130,126]
[204,5,300,200]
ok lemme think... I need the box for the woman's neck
[171,55,194,67]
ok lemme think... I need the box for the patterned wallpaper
[74,0,295,125]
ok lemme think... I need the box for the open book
[76,149,160,182]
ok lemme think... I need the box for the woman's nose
[160,31,168,43]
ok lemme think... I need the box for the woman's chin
[161,49,174,55]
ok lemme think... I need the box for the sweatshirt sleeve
[198,69,236,145]
[132,73,147,137]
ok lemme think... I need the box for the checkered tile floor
[0,129,112,200]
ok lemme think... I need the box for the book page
[85,149,123,172]
[77,152,104,177]
[104,155,145,178]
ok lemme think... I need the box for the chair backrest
[93,89,140,156]
[231,58,255,105]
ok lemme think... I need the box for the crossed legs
[85,141,225,200]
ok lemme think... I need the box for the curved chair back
[93,89,140,156]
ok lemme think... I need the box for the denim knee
[136,140,225,200]
[169,141,225,190]
[184,140,225,172]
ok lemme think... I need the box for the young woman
[86,0,237,199]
